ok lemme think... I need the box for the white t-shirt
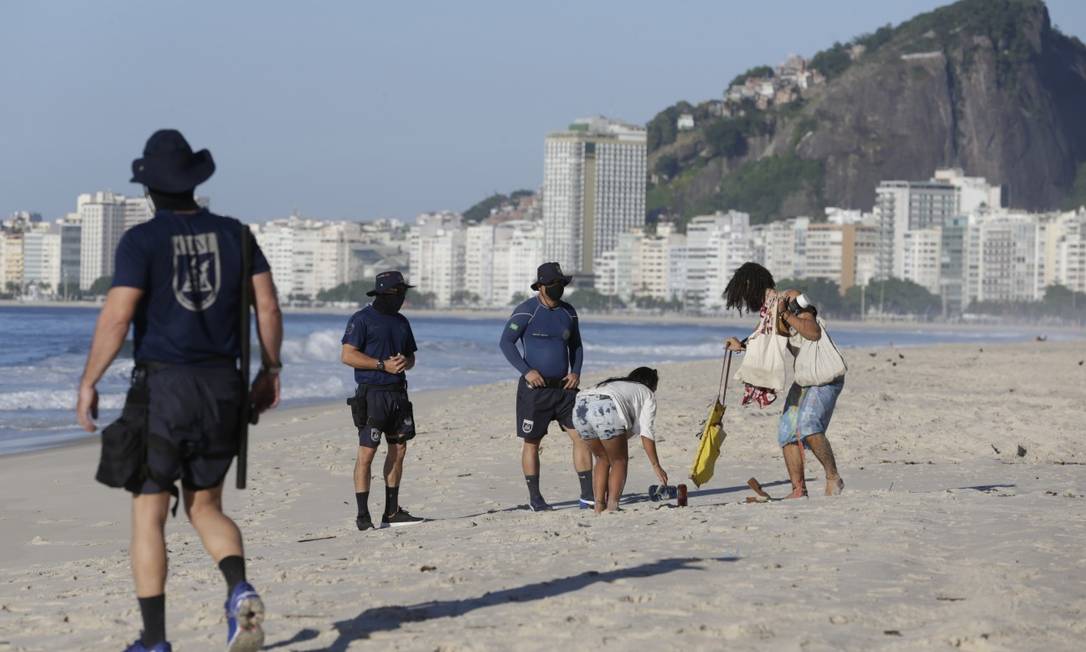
[586,380,657,441]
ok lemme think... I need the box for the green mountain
[647,0,1086,224]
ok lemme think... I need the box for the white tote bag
[793,317,847,387]
[733,302,789,392]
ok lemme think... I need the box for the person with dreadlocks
[571,367,666,512]
[723,262,845,498]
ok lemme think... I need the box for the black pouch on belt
[95,367,151,489]
[346,386,368,429]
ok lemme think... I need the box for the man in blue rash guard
[500,262,593,511]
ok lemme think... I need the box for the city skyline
[5,1,1086,223]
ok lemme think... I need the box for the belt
[541,377,569,389]
[357,381,407,392]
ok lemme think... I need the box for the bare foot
[785,487,808,499]
[826,476,845,496]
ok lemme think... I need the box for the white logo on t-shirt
[172,233,221,312]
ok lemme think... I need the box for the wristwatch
[261,362,283,375]
[376,359,386,372]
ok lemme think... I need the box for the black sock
[525,474,543,502]
[218,555,246,597]
[577,470,593,501]
[385,485,399,516]
[138,594,166,647]
[355,491,370,518]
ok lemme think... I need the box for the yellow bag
[689,353,732,488]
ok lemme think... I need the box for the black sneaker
[382,507,425,527]
[356,514,374,531]
[528,497,553,512]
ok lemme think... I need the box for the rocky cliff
[647,0,1086,222]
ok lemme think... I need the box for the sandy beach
[1,341,1085,651]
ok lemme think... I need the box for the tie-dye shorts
[572,395,626,441]
[777,378,844,447]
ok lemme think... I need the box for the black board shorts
[354,385,416,448]
[132,365,242,494]
[515,377,576,440]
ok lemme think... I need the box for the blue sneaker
[225,581,265,652]
[123,641,172,652]
[579,498,595,510]
[528,496,553,512]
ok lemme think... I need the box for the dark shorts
[353,385,416,449]
[515,377,577,440]
[132,365,242,495]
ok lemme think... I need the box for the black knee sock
[385,485,399,516]
[577,470,593,501]
[355,491,370,518]
[525,474,543,502]
[138,594,166,647]
[218,555,246,597]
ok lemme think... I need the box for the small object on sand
[1036,335,1048,342]
[898,353,905,360]
[1017,445,1027,457]
[979,348,984,353]
[884,630,902,636]
[648,484,678,501]
[868,352,877,357]
[677,484,688,507]
[1079,360,1083,366]
[747,477,775,502]
[991,444,1001,454]
[420,565,437,572]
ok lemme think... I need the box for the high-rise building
[902,228,943,295]
[59,213,82,296]
[806,222,879,293]
[873,180,958,280]
[933,168,1003,213]
[408,212,465,308]
[490,220,544,306]
[0,231,24,291]
[22,224,62,294]
[543,116,646,278]
[1041,208,1086,293]
[601,222,686,302]
[751,217,809,281]
[940,216,970,315]
[77,192,127,290]
[683,211,752,311]
[964,210,1044,304]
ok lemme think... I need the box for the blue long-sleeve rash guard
[499,296,583,379]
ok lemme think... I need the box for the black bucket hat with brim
[131,129,215,193]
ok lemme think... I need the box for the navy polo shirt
[112,209,270,364]
[499,296,583,379]
[342,305,418,385]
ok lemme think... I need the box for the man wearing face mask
[500,262,591,511]
[341,271,424,530]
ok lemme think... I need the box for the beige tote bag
[734,302,789,392]
[793,317,847,387]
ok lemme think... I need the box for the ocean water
[0,306,1071,455]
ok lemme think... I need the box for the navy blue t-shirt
[112,209,270,364]
[499,296,583,379]
[341,305,418,385]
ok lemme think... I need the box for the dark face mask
[544,283,565,302]
[373,293,405,314]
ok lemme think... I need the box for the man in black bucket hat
[76,129,283,652]
[341,270,425,530]
[500,262,592,511]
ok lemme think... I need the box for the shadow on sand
[268,556,738,651]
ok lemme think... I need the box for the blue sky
[2,1,1083,222]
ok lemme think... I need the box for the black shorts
[352,385,416,449]
[515,377,576,440]
[132,365,242,495]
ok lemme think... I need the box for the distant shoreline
[3,299,1084,335]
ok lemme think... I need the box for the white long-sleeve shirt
[585,380,657,440]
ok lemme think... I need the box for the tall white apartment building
[902,228,943,295]
[933,168,1003,213]
[594,250,619,296]
[0,231,24,290]
[1041,208,1086,293]
[964,210,1044,304]
[543,116,646,277]
[684,211,752,311]
[874,179,958,280]
[464,223,496,304]
[123,197,153,230]
[77,192,128,290]
[408,212,465,308]
[22,224,62,293]
[751,216,809,281]
[491,220,544,306]
[601,222,686,302]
